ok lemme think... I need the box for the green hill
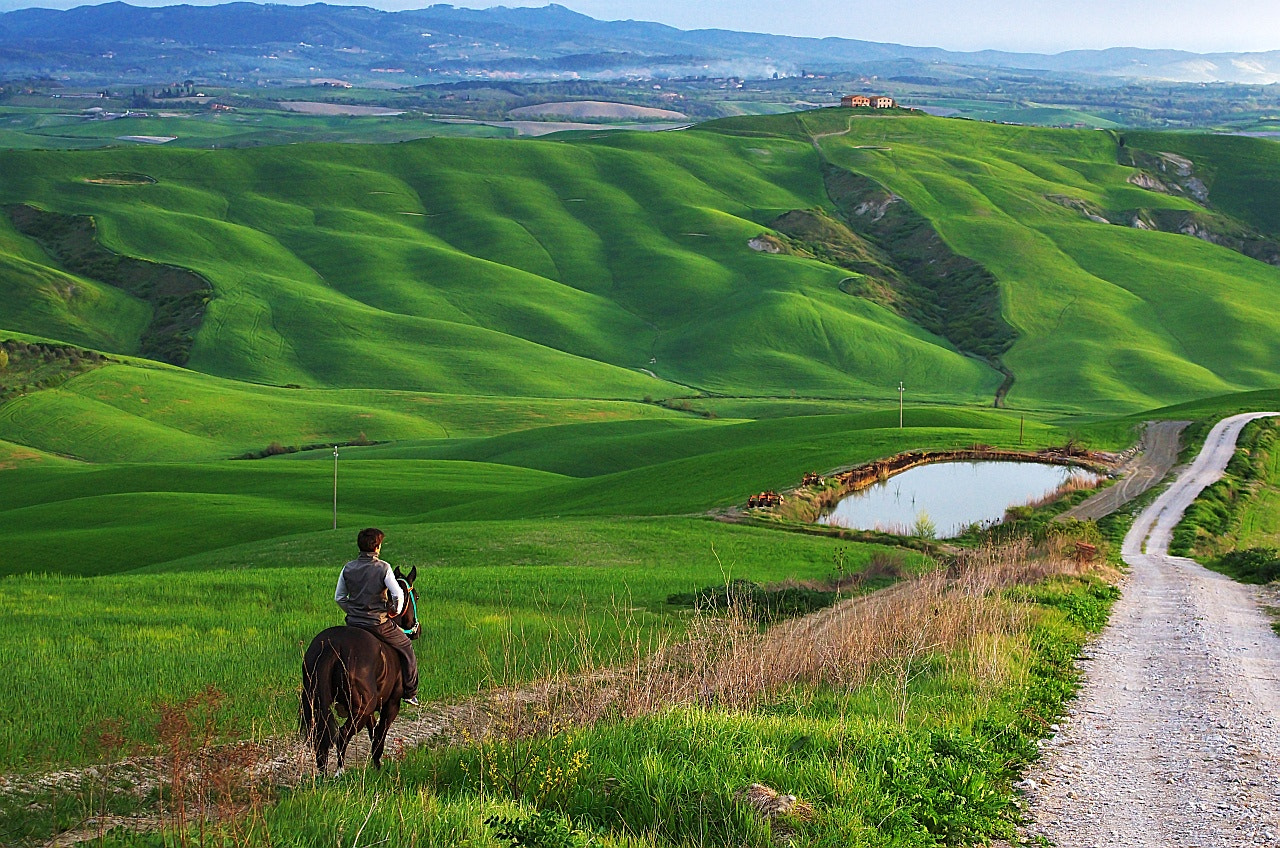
[0,127,1000,402]
[3,112,1279,416]
[7,110,1280,774]
[4,109,1280,574]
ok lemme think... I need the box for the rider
[334,528,420,706]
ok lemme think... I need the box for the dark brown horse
[300,566,419,774]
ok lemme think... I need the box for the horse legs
[314,722,333,774]
[370,701,401,769]
[305,691,335,775]
[334,713,363,774]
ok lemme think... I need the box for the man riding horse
[302,528,421,773]
[333,527,419,706]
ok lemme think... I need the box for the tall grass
[6,529,1117,847]
[1017,472,1108,512]
[0,517,912,768]
[500,537,1098,728]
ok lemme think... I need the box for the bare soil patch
[82,173,156,186]
[1056,419,1189,522]
[507,100,687,121]
[275,101,404,116]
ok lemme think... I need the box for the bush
[486,810,585,848]
[666,579,839,622]
[1218,547,1280,583]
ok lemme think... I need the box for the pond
[817,460,1095,538]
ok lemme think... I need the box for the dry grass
[470,537,1108,736]
[1019,473,1108,512]
[19,538,1110,846]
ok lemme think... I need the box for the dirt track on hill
[1056,419,1189,522]
[1018,412,1280,847]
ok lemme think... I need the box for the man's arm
[382,564,405,615]
[335,569,356,616]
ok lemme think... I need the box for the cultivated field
[507,101,689,120]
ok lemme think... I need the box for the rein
[396,578,420,637]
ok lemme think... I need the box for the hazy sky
[6,0,1280,54]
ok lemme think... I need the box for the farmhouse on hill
[841,94,896,108]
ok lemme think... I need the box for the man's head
[357,527,385,554]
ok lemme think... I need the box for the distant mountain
[2,2,1279,85]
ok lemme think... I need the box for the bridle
[396,577,420,638]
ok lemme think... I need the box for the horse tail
[301,639,339,754]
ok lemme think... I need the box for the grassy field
[3,537,1121,848]
[1235,438,1280,549]
[0,516,923,768]
[0,362,690,462]
[0,105,515,149]
[2,109,1280,801]
[0,403,1097,579]
[785,111,1280,412]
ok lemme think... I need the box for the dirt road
[1019,413,1280,847]
[1056,419,1189,522]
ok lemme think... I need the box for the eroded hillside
[1,111,1279,415]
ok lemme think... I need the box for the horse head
[394,565,420,640]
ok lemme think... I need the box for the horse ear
[407,565,417,584]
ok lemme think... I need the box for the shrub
[666,579,840,622]
[912,511,937,539]
[1218,547,1280,583]
[486,810,585,848]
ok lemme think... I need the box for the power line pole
[898,381,905,429]
[332,445,339,530]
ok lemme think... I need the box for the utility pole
[332,445,339,530]
[898,381,905,429]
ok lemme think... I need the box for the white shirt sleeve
[382,564,404,614]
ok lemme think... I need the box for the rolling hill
[1,111,1280,576]
[3,111,1279,420]
[0,110,1276,576]
[6,108,1280,779]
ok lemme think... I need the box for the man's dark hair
[357,528,385,553]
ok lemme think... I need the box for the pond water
[817,461,1092,538]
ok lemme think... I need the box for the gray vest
[339,555,393,626]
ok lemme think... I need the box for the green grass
[0,121,989,403]
[7,113,1280,411]
[0,362,688,462]
[0,404,1081,577]
[1235,438,1280,549]
[0,517,917,768]
[0,459,569,577]
[37,567,1115,848]
[0,107,515,149]
[4,110,1280,785]
[1169,415,1280,559]
[1171,417,1277,555]
[766,111,1280,412]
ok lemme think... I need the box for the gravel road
[1019,413,1280,847]
[1056,420,1189,523]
